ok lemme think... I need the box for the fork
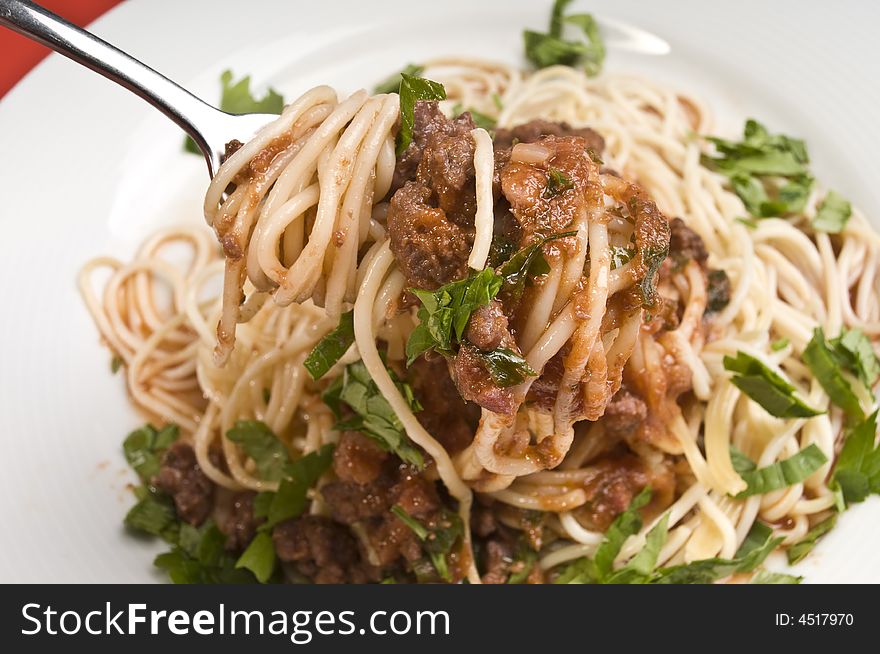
[0,0,275,177]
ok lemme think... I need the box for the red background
[0,0,123,98]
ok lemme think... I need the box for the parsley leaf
[396,73,447,155]
[405,268,503,363]
[593,487,652,579]
[476,348,537,387]
[831,410,880,506]
[543,168,573,197]
[498,231,576,307]
[653,522,782,584]
[373,63,424,95]
[257,444,335,530]
[555,488,653,584]
[124,492,178,541]
[723,351,823,418]
[524,0,605,76]
[703,119,813,220]
[604,512,670,584]
[771,337,790,351]
[391,506,464,582]
[786,514,837,565]
[123,423,179,483]
[155,520,256,584]
[303,310,355,380]
[729,444,827,498]
[235,531,277,583]
[829,328,880,391]
[506,542,539,584]
[803,327,865,421]
[640,245,670,309]
[226,420,291,482]
[610,245,635,270]
[323,360,424,468]
[812,190,852,233]
[751,570,803,584]
[184,70,284,153]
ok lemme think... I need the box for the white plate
[1,0,877,583]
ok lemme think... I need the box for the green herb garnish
[543,168,574,197]
[391,505,464,582]
[812,190,852,233]
[303,310,355,380]
[323,360,424,468]
[373,63,424,95]
[831,410,880,506]
[123,423,179,483]
[405,268,502,363]
[803,328,865,421]
[524,0,605,76]
[729,444,827,498]
[723,351,823,418]
[786,514,837,565]
[185,70,284,153]
[477,348,537,387]
[396,73,447,155]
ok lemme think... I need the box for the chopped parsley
[831,410,880,507]
[323,360,424,468]
[184,70,284,153]
[498,231,576,307]
[723,351,823,418]
[303,310,355,380]
[477,347,537,387]
[391,506,464,582]
[226,420,293,482]
[787,514,837,565]
[703,119,812,219]
[123,423,179,483]
[812,190,853,233]
[396,73,447,155]
[729,444,828,498]
[405,268,503,363]
[524,0,605,76]
[373,63,424,95]
[803,328,865,421]
[829,328,880,391]
[543,168,574,197]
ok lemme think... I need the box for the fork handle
[0,0,221,172]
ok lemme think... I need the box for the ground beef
[320,478,392,524]
[601,389,648,440]
[368,514,424,567]
[669,217,708,265]
[392,101,476,193]
[387,180,472,290]
[407,355,480,454]
[333,431,388,485]
[500,135,602,239]
[705,269,731,313]
[220,491,262,552]
[453,344,517,415]
[273,515,373,584]
[481,540,514,584]
[579,451,675,531]
[466,301,510,351]
[494,119,605,157]
[525,349,573,414]
[153,442,213,526]
[417,125,477,226]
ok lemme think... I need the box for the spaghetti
[80,57,880,584]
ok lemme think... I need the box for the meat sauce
[152,106,723,583]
